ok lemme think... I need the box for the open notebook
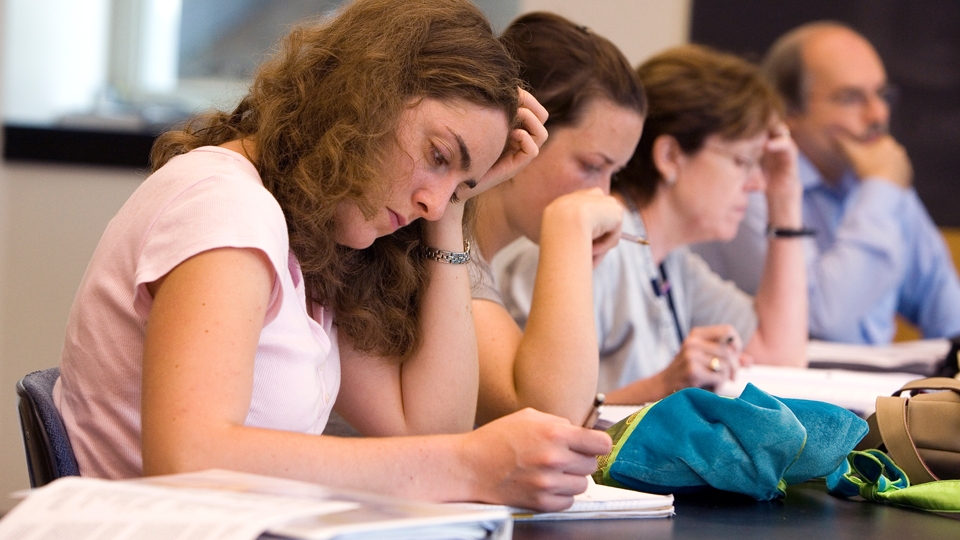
[0,470,511,540]
[449,476,674,521]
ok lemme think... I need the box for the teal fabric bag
[595,384,868,501]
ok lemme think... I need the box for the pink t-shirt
[55,146,340,479]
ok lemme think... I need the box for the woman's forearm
[512,203,603,423]
[749,198,808,366]
[397,205,480,434]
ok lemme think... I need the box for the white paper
[0,476,355,540]
[0,471,511,540]
[806,339,951,374]
[599,405,647,425]
[448,477,674,521]
[715,365,921,416]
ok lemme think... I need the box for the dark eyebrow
[454,133,471,171]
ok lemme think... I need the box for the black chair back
[16,367,80,487]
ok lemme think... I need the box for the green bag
[826,448,960,513]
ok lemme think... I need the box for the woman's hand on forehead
[468,88,549,198]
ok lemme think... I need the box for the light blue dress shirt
[692,153,960,344]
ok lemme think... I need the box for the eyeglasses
[703,144,762,179]
[818,84,899,109]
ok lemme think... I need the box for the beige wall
[519,0,691,65]
[0,163,142,511]
[0,0,691,511]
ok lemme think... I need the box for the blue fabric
[777,396,869,484]
[600,384,866,501]
[19,367,80,479]
[692,153,960,344]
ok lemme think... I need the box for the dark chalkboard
[691,0,960,226]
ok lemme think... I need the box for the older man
[693,21,960,344]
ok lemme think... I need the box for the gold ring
[709,357,722,372]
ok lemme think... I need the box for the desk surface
[512,481,960,540]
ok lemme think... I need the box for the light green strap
[877,480,960,512]
[828,449,960,513]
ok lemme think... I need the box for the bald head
[763,22,885,113]
[763,22,892,181]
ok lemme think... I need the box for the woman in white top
[600,45,808,403]
[471,12,647,425]
[56,0,610,512]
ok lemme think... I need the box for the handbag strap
[827,449,960,513]
[874,395,938,484]
[893,377,960,396]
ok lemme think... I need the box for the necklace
[622,197,685,350]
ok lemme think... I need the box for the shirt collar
[797,151,858,197]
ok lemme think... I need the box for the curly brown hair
[150,0,521,360]
[617,44,783,207]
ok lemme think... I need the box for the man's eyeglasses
[822,84,899,109]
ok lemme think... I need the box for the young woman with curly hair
[55,0,610,511]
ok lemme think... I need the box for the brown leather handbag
[855,377,960,484]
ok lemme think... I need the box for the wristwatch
[766,225,816,239]
[421,241,472,264]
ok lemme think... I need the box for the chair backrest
[16,367,80,487]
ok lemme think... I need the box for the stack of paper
[715,365,921,417]
[806,339,951,375]
[451,477,673,521]
[598,364,925,425]
[0,470,511,540]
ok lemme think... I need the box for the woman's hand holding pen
[463,408,612,512]
[654,325,744,394]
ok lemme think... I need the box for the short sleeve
[133,175,289,322]
[470,247,505,306]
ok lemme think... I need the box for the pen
[582,393,605,428]
[620,232,650,245]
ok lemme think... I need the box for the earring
[664,173,677,186]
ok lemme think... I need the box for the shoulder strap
[894,377,960,396]
[854,413,883,451]
[874,395,938,484]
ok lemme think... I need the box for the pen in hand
[582,393,605,428]
[620,232,649,245]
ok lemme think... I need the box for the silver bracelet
[421,241,471,264]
